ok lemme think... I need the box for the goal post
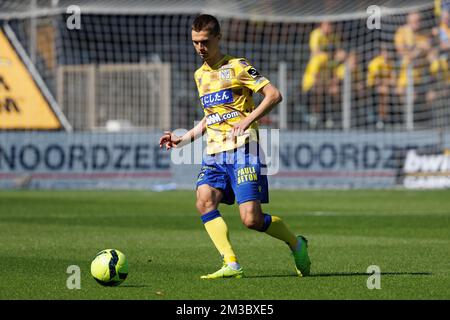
[56,63,171,131]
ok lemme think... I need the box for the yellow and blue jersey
[302,52,329,93]
[367,55,394,87]
[439,21,450,46]
[436,0,450,16]
[309,27,334,53]
[430,55,450,83]
[302,27,339,92]
[394,26,429,89]
[194,54,270,155]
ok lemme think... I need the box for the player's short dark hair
[192,14,221,36]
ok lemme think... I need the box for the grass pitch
[0,189,449,300]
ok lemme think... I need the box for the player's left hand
[231,119,251,137]
[159,131,182,150]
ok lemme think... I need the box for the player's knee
[242,215,263,230]
[196,198,217,214]
[239,202,264,230]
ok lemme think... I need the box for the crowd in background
[6,2,450,131]
[301,1,450,130]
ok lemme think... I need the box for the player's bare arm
[159,117,206,150]
[232,83,282,137]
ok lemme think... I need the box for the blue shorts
[196,144,269,205]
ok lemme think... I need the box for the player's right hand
[159,131,182,150]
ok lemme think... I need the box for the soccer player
[159,14,311,279]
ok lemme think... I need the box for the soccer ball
[90,249,128,286]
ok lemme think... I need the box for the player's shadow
[308,271,432,278]
[244,271,432,279]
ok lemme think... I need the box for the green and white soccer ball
[90,249,128,286]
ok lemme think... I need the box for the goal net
[0,0,449,189]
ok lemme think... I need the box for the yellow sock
[263,214,298,250]
[201,210,237,264]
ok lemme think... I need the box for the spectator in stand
[394,12,431,97]
[432,8,450,64]
[301,21,341,128]
[424,48,450,124]
[437,9,450,51]
[394,11,433,129]
[329,50,364,129]
[431,7,450,126]
[435,0,450,18]
[366,44,396,129]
